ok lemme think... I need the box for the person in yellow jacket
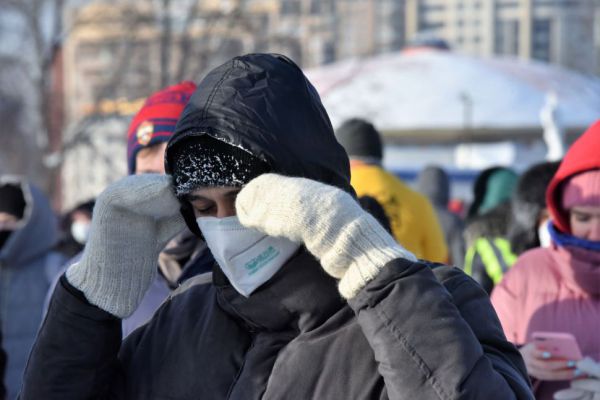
[335,118,448,263]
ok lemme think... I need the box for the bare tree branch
[174,0,201,81]
[159,0,173,87]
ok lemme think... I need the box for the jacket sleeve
[490,269,522,345]
[420,199,449,264]
[19,274,124,400]
[468,252,495,295]
[0,324,6,400]
[348,259,533,400]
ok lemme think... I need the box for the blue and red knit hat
[126,81,196,174]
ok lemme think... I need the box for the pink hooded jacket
[491,120,600,399]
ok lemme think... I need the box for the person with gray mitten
[21,53,533,399]
[65,174,186,318]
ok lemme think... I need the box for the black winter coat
[21,250,532,399]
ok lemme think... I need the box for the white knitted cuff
[338,245,412,299]
[577,358,600,378]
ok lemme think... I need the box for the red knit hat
[547,120,600,233]
[126,81,196,174]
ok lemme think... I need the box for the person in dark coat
[55,199,95,259]
[417,165,466,267]
[21,54,533,400]
[120,80,214,336]
[507,161,561,256]
[0,177,66,399]
[43,81,215,338]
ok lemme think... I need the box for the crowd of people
[0,52,597,399]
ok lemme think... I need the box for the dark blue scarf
[548,222,600,252]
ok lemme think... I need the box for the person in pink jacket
[491,120,600,400]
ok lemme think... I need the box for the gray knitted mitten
[66,174,185,318]
[235,173,416,299]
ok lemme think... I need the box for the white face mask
[197,216,300,297]
[71,221,91,245]
[538,220,552,248]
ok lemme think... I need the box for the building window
[532,18,552,62]
[281,0,300,15]
[496,1,519,9]
[495,19,519,55]
[310,0,320,14]
[420,4,446,13]
[421,21,445,31]
[323,42,335,64]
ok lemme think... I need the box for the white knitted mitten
[66,174,185,318]
[235,173,416,299]
[554,358,600,400]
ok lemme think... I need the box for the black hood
[166,53,351,192]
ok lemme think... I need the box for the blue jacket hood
[0,178,59,266]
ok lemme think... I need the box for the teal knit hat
[479,169,518,214]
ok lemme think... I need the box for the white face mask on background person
[538,220,552,248]
[71,221,91,245]
[197,216,301,297]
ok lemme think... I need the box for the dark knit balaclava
[170,135,270,197]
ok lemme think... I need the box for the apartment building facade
[406,0,600,75]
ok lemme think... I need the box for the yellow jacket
[350,164,448,263]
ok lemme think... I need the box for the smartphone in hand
[532,332,583,360]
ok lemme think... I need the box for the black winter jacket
[21,250,532,399]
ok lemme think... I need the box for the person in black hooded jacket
[20,54,533,400]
